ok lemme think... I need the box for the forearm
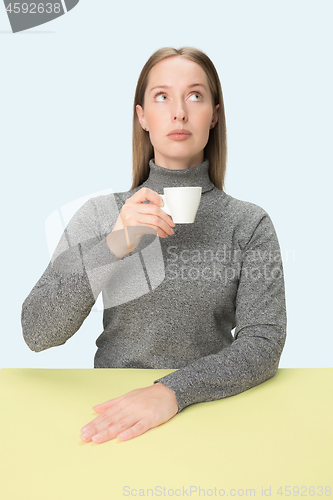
[21,264,96,352]
[154,324,286,413]
[22,238,121,352]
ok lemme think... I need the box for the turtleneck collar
[140,157,215,194]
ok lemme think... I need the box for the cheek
[145,119,161,149]
[146,113,163,133]
[201,107,214,126]
[195,113,213,139]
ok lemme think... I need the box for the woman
[21,47,287,444]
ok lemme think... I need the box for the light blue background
[1,0,332,369]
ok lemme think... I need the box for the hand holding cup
[106,187,175,259]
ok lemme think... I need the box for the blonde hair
[130,47,227,191]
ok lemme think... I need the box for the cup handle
[160,194,172,216]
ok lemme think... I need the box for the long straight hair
[130,47,227,191]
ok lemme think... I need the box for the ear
[210,104,219,129]
[136,104,148,131]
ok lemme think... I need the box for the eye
[188,92,203,101]
[155,92,168,102]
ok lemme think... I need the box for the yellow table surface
[0,368,332,500]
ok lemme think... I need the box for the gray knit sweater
[21,158,287,413]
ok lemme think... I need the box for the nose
[172,99,187,122]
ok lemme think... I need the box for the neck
[153,151,204,171]
[139,157,215,195]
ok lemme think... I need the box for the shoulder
[213,188,268,223]
[213,188,277,249]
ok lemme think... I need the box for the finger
[120,213,169,240]
[134,214,175,237]
[127,187,163,207]
[91,415,139,444]
[125,205,174,236]
[122,204,174,236]
[81,406,123,439]
[92,397,121,412]
[117,419,151,442]
[121,195,175,238]
[134,203,175,230]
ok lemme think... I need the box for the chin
[164,144,201,157]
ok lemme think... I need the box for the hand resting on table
[80,382,179,443]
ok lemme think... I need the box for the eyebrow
[149,83,207,93]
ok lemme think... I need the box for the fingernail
[81,431,90,438]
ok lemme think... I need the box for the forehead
[146,56,209,90]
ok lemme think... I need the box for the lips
[167,129,192,136]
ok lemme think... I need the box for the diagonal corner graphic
[3,0,80,33]
[45,189,167,312]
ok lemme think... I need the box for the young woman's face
[136,56,219,169]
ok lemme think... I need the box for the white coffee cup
[160,187,202,223]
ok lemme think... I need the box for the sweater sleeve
[21,196,124,353]
[153,211,287,413]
